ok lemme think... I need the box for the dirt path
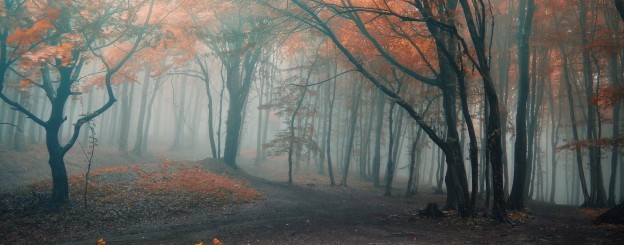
[57,161,624,245]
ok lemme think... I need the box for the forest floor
[1,145,624,244]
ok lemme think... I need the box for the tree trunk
[260,72,274,161]
[221,47,261,167]
[217,76,226,159]
[255,74,265,164]
[579,1,607,208]
[118,82,133,153]
[223,94,245,167]
[132,72,150,156]
[46,122,69,204]
[608,53,621,206]
[325,76,338,186]
[170,81,187,151]
[288,54,315,184]
[142,78,163,152]
[548,75,562,204]
[340,83,361,187]
[12,91,26,149]
[509,0,535,211]
[560,46,590,204]
[385,101,397,196]
[189,86,203,149]
[458,69,480,216]
[372,89,385,187]
[406,127,423,197]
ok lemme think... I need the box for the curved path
[59,162,623,244]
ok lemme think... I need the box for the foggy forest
[1,0,624,244]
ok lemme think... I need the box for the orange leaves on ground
[213,238,222,245]
[136,160,259,202]
[194,238,222,245]
[97,237,106,245]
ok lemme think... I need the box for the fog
[0,0,623,243]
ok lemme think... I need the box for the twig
[78,122,97,209]
[289,69,356,87]
[0,122,23,132]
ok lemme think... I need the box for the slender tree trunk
[406,127,423,197]
[260,71,274,161]
[288,86,307,184]
[196,57,218,158]
[385,101,397,196]
[372,90,385,187]
[318,82,329,174]
[288,53,317,183]
[548,76,561,204]
[12,91,26,149]
[132,72,150,155]
[255,74,265,164]
[608,52,621,206]
[118,82,133,153]
[217,75,226,159]
[579,1,607,207]
[560,46,590,204]
[189,86,203,149]
[142,79,163,152]
[340,83,361,187]
[325,76,338,186]
[458,70,480,216]
[170,81,187,151]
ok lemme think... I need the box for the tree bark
[325,75,338,186]
[118,81,133,153]
[406,127,423,197]
[132,72,150,156]
[579,1,607,207]
[560,46,590,204]
[607,53,621,206]
[221,48,262,167]
[509,0,535,210]
[385,100,397,196]
[372,89,385,187]
[340,82,361,187]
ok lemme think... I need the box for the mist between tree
[0,0,624,243]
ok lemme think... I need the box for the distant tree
[188,1,279,167]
